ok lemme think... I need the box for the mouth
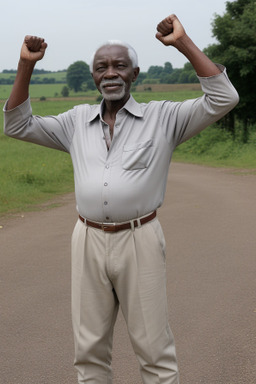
[102,82,123,90]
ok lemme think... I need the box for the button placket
[102,163,111,221]
[101,112,123,222]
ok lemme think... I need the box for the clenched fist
[156,14,186,46]
[20,35,48,63]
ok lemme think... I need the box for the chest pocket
[122,139,154,170]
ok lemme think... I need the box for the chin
[101,88,126,101]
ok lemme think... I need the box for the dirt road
[1,163,255,384]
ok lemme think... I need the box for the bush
[61,86,69,97]
[173,124,256,168]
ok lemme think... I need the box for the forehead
[94,45,131,64]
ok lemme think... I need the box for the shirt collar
[88,94,143,122]
[122,95,144,117]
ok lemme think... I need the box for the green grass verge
[0,140,74,215]
[173,126,256,170]
[0,100,77,216]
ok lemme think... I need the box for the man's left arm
[156,14,239,145]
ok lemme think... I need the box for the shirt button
[104,182,108,186]
[105,165,109,169]
[104,201,108,205]
[106,216,110,220]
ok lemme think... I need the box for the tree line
[0,61,198,88]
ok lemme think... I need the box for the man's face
[92,45,139,103]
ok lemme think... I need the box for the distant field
[133,89,203,103]
[30,71,67,82]
[0,71,66,82]
[0,82,203,101]
[0,83,91,100]
[135,83,201,92]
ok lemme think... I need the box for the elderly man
[4,14,238,384]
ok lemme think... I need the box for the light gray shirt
[4,65,239,222]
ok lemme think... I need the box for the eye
[117,63,127,69]
[96,66,106,72]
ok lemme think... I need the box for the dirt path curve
[1,163,255,384]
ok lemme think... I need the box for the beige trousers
[71,217,179,384]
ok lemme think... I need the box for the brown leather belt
[79,211,156,232]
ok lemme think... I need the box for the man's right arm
[4,36,75,153]
[6,36,47,110]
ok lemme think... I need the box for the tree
[61,86,69,97]
[179,62,199,84]
[134,72,147,85]
[66,61,91,92]
[86,78,97,91]
[168,69,183,84]
[163,62,173,74]
[204,0,256,140]
[178,72,189,84]
[147,65,164,78]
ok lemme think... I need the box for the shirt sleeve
[3,98,75,153]
[160,65,239,148]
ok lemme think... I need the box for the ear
[132,67,140,82]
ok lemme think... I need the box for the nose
[104,65,118,78]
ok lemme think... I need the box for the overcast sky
[1,0,230,72]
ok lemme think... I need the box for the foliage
[61,86,69,97]
[173,124,256,168]
[134,72,147,85]
[134,61,198,85]
[66,61,91,92]
[82,78,96,91]
[204,0,256,141]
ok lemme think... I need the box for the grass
[173,125,256,170]
[132,90,203,103]
[0,84,203,101]
[0,85,255,216]
[0,99,76,216]
[0,140,74,215]
[0,84,99,99]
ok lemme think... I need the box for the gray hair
[89,40,139,73]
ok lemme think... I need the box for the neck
[103,94,130,118]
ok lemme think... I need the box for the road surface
[1,163,255,384]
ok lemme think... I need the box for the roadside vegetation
[173,125,256,169]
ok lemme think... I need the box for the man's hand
[20,35,47,63]
[155,14,221,77]
[6,36,47,110]
[156,14,186,46]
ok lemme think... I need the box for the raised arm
[6,36,47,110]
[156,14,221,77]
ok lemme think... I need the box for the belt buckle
[101,222,116,232]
